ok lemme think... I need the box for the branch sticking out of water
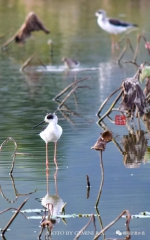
[54,77,91,100]
[97,87,122,118]
[20,54,47,72]
[74,214,96,240]
[117,38,134,64]
[0,207,27,219]
[86,175,91,187]
[93,210,131,240]
[95,150,104,208]
[0,137,17,156]
[1,198,28,237]
[0,137,35,174]
[91,131,112,207]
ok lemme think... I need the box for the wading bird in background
[33,113,62,169]
[62,57,80,69]
[95,9,138,51]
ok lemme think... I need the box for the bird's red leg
[115,35,120,50]
[54,142,58,169]
[54,169,58,195]
[111,34,115,52]
[46,142,49,169]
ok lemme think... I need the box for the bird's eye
[47,114,53,119]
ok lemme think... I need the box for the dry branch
[58,86,78,108]
[20,54,36,71]
[97,86,122,118]
[95,151,104,208]
[98,90,123,123]
[0,137,17,156]
[54,77,91,100]
[94,210,131,240]
[117,38,134,63]
[74,214,95,240]
[133,35,150,63]
[1,198,28,236]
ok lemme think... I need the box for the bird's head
[62,57,67,62]
[45,113,58,123]
[33,113,58,129]
[95,9,106,18]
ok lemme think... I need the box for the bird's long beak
[32,120,45,129]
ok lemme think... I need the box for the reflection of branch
[1,198,28,237]
[0,207,27,219]
[55,99,80,125]
[0,174,36,203]
[74,214,96,240]
[95,151,104,208]
[94,210,131,240]
[95,207,105,240]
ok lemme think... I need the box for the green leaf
[140,67,150,82]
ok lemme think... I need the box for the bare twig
[0,137,35,174]
[0,207,27,219]
[118,28,139,45]
[20,54,36,72]
[98,90,123,123]
[95,150,104,208]
[86,175,91,187]
[97,87,122,118]
[0,137,17,156]
[0,174,36,203]
[123,60,139,67]
[74,214,95,240]
[117,38,134,64]
[94,210,131,240]
[58,85,78,108]
[133,35,150,63]
[1,198,28,236]
[54,77,91,100]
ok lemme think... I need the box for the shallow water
[0,0,150,239]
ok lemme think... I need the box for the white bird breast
[40,124,62,143]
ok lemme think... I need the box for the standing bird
[95,9,138,50]
[62,57,80,69]
[33,113,62,169]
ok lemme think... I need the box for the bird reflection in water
[39,169,66,239]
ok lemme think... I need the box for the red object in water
[115,115,126,125]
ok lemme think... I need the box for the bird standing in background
[95,9,138,50]
[62,57,80,69]
[33,113,62,169]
